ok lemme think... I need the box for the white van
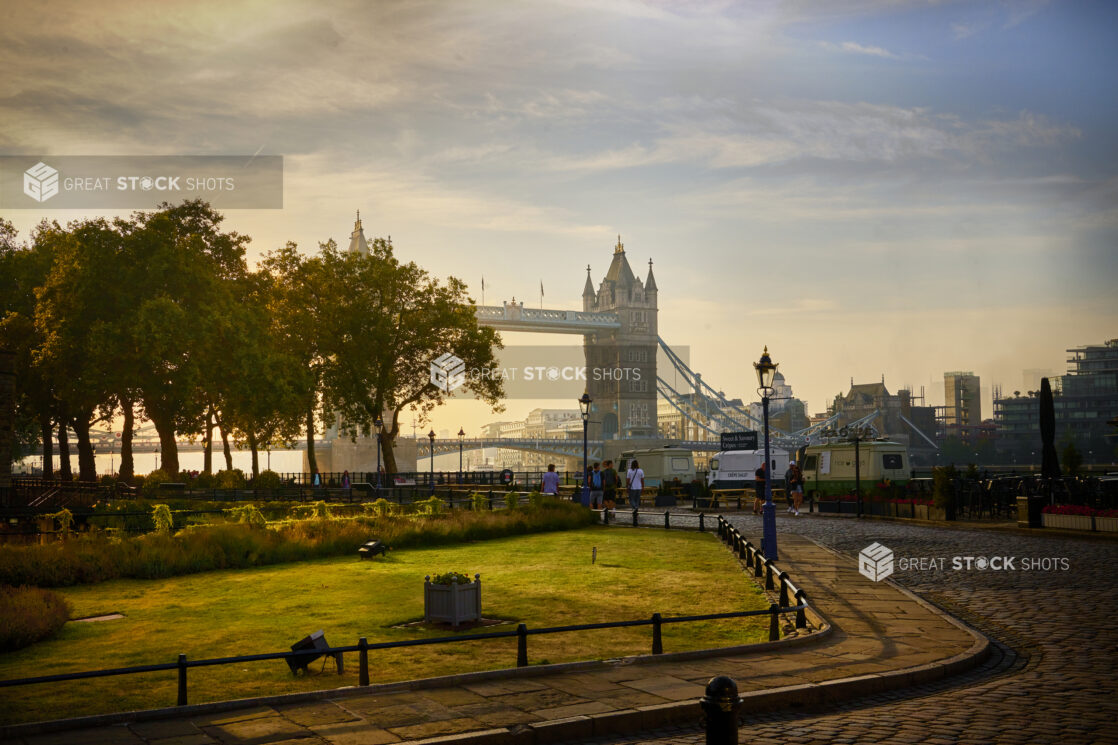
[708,448,791,489]
[618,447,695,488]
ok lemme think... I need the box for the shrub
[415,496,444,517]
[216,469,248,489]
[528,490,546,509]
[226,504,267,527]
[312,500,332,519]
[151,504,173,533]
[366,498,394,518]
[253,470,282,490]
[192,472,217,489]
[932,466,957,511]
[0,501,597,588]
[141,469,174,498]
[470,492,489,512]
[504,491,520,510]
[0,586,70,652]
[46,508,75,535]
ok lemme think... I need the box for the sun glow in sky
[3,0,1116,434]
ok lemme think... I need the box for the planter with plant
[423,571,481,628]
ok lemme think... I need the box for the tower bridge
[320,217,829,473]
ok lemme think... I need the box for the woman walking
[626,460,645,511]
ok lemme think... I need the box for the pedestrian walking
[541,463,560,495]
[589,462,604,508]
[753,462,766,515]
[601,460,618,512]
[626,460,645,510]
[785,460,804,516]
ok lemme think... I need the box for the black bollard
[700,675,742,744]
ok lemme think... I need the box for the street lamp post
[579,392,592,506]
[428,430,436,496]
[374,417,383,495]
[754,347,778,560]
[458,428,465,484]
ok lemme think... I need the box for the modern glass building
[994,339,1118,464]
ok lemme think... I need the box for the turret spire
[582,263,595,297]
[645,258,657,292]
[348,209,369,255]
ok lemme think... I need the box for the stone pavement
[5,526,984,745]
[587,514,1118,744]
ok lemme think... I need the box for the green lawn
[0,527,768,724]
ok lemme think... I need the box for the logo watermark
[23,161,59,202]
[859,542,894,582]
[430,353,466,392]
[2,155,283,208]
[858,542,1070,581]
[424,345,688,399]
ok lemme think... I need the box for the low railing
[0,513,812,713]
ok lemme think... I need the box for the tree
[260,241,336,475]
[33,218,132,481]
[317,238,504,475]
[0,219,60,478]
[120,200,250,476]
[211,271,307,477]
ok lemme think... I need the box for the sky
[2,0,1116,437]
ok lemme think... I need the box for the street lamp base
[762,501,778,560]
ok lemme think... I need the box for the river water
[16,449,307,477]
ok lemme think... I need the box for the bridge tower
[583,236,658,440]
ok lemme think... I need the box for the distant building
[995,339,1118,463]
[656,392,744,442]
[522,408,579,470]
[829,381,938,462]
[944,371,982,441]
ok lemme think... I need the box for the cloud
[821,40,902,59]
[951,22,980,40]
[531,100,1080,177]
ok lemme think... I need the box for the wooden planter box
[1041,514,1093,531]
[1094,516,1118,533]
[424,574,482,628]
[913,504,929,521]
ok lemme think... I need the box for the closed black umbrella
[1039,378,1061,480]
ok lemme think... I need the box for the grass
[0,527,768,725]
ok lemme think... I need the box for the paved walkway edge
[0,622,833,739]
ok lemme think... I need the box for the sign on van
[720,431,758,451]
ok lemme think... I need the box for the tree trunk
[248,430,260,478]
[381,409,401,476]
[151,414,179,476]
[57,420,72,480]
[221,425,233,471]
[304,402,317,475]
[203,407,214,475]
[119,401,134,484]
[72,416,97,482]
[39,415,54,480]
